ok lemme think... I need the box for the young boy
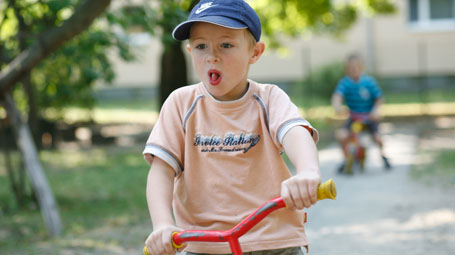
[332,54,391,173]
[143,1,321,254]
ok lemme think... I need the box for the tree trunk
[1,120,30,208]
[0,94,62,236]
[2,129,22,207]
[157,0,198,107]
[22,73,41,147]
[159,41,188,107]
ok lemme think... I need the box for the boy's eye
[195,44,207,49]
[221,43,232,48]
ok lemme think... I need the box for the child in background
[143,1,321,254]
[332,54,391,173]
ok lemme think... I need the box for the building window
[430,0,454,19]
[409,0,419,21]
[408,0,455,32]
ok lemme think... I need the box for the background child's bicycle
[144,179,337,255]
[343,113,372,174]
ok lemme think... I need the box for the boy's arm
[145,157,183,255]
[369,97,384,121]
[146,156,175,228]
[331,93,345,115]
[281,126,321,210]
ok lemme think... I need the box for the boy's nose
[207,49,220,63]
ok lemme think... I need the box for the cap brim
[172,16,248,41]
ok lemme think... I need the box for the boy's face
[187,22,264,101]
[346,59,364,82]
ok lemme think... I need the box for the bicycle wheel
[358,146,366,171]
[344,154,355,175]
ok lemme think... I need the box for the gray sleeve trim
[277,118,319,145]
[183,95,204,132]
[253,93,270,130]
[143,144,183,174]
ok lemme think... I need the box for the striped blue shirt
[334,74,383,113]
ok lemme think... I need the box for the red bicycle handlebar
[172,196,287,254]
[144,179,336,255]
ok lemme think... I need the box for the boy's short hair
[242,29,258,49]
[172,0,261,42]
[347,53,362,63]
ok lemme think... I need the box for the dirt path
[305,122,455,255]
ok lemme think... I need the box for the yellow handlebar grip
[172,232,184,249]
[352,121,363,133]
[317,179,337,200]
[143,246,150,255]
[143,232,183,255]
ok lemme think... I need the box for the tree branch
[0,0,112,96]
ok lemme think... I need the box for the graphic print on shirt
[359,87,371,100]
[193,132,260,153]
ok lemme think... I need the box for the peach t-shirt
[143,80,318,254]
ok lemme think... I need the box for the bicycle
[144,179,337,255]
[343,113,371,175]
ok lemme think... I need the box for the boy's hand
[144,225,186,255]
[368,110,380,121]
[281,172,321,210]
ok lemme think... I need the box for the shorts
[186,246,305,255]
[343,118,379,135]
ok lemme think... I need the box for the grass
[46,147,148,228]
[289,86,454,109]
[411,129,455,188]
[412,149,455,187]
[0,146,150,254]
[385,90,454,104]
[96,98,159,112]
[41,91,455,128]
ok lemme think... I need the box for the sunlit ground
[306,117,455,255]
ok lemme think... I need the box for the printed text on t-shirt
[194,132,260,153]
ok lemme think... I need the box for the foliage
[364,0,397,14]
[296,61,345,102]
[107,0,190,44]
[251,0,396,48]
[0,0,144,115]
[34,30,119,110]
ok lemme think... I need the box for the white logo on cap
[195,2,218,14]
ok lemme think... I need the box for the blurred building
[99,0,455,98]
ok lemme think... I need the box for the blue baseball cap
[172,0,261,42]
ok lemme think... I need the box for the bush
[291,61,345,108]
[302,61,344,98]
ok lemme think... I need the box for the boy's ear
[186,44,191,54]
[249,41,265,64]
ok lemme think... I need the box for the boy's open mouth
[208,70,221,86]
